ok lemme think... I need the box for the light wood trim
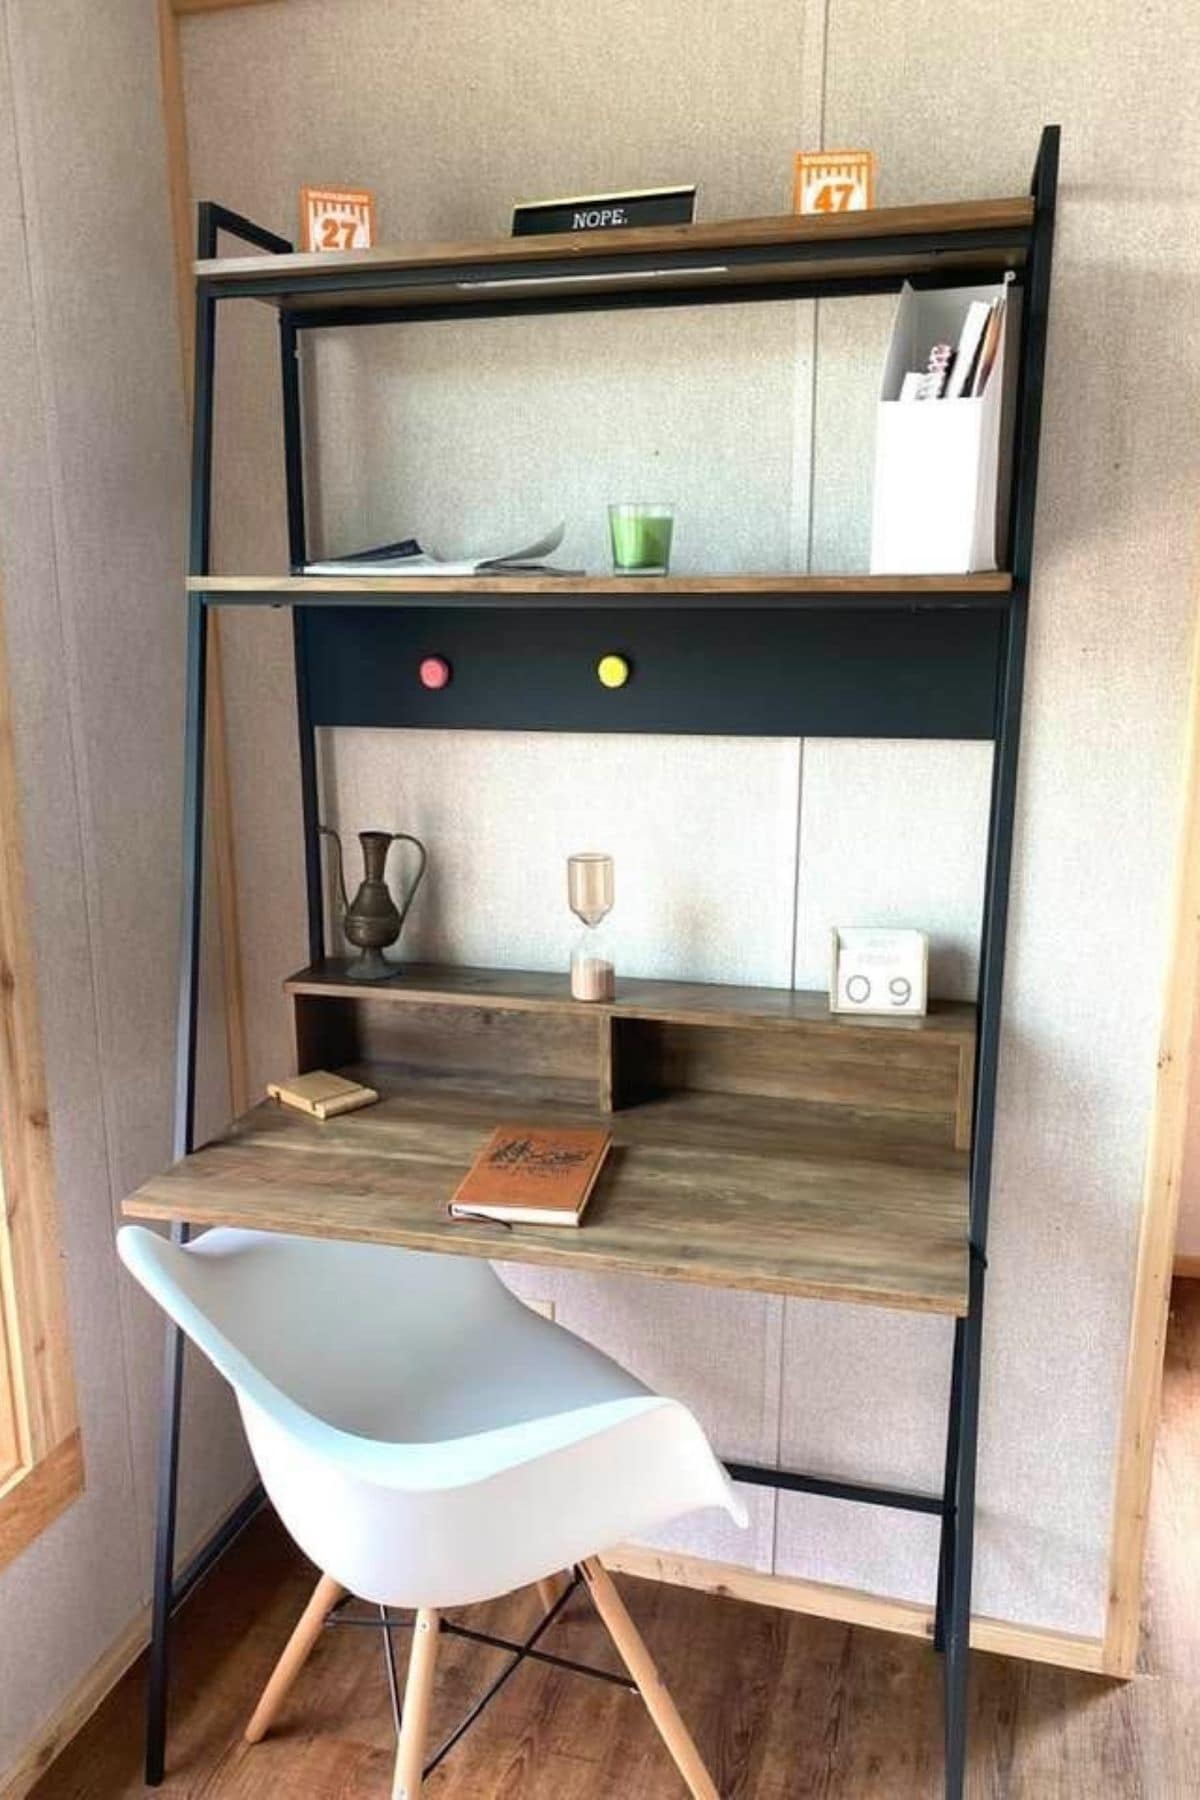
[245,1571,344,1743]
[0,1431,83,1577]
[189,571,1013,597]
[158,0,194,388]
[1173,1252,1200,1280]
[0,581,81,1563]
[392,1609,439,1800]
[0,1198,26,1485]
[581,1558,719,1799]
[157,0,250,1116]
[1104,569,1200,1679]
[205,624,250,1111]
[171,0,283,15]
[196,196,1035,285]
[605,1546,1108,1675]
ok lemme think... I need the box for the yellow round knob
[597,653,630,689]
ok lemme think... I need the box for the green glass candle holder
[608,504,674,576]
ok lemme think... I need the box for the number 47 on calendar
[793,150,877,216]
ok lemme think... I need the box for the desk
[141,128,1058,1800]
[123,1067,969,1315]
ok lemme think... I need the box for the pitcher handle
[386,832,428,936]
[317,824,349,918]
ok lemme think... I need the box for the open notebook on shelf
[303,521,583,578]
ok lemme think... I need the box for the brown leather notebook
[449,1125,611,1227]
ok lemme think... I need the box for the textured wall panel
[794,739,992,1001]
[818,0,1200,1638]
[181,0,1200,1651]
[323,728,801,987]
[0,0,248,1777]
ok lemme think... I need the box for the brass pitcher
[318,826,428,982]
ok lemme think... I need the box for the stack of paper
[304,522,581,577]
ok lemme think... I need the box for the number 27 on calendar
[300,187,377,253]
[793,151,877,216]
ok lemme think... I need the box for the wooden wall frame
[0,579,83,1572]
[1103,562,1200,1676]
[158,0,250,1115]
[154,0,1199,1685]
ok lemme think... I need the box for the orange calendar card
[300,186,377,253]
[793,150,877,216]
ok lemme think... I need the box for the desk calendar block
[301,186,377,253]
[830,928,928,1016]
[793,150,877,215]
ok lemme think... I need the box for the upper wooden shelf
[194,198,1034,318]
[122,1068,969,1316]
[190,572,1014,610]
[286,959,977,1042]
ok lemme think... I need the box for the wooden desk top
[122,1068,969,1316]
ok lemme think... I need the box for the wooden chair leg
[391,1608,440,1800]
[245,1572,345,1744]
[580,1559,719,1800]
[536,1573,566,1614]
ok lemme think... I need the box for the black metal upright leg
[942,1252,985,1796]
[938,125,1058,1798]
[279,313,323,965]
[144,247,218,1783]
[933,1315,965,1655]
[145,586,209,1785]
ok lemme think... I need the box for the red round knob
[419,655,452,691]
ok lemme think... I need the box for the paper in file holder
[870,279,1020,575]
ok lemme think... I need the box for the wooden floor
[31,1283,1200,1798]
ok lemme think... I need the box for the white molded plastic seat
[119,1225,745,1797]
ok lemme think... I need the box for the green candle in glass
[609,504,674,576]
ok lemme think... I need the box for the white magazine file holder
[870,278,1020,575]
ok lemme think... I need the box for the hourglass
[567,853,616,1002]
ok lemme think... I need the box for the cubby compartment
[612,1013,973,1147]
[286,959,975,1147]
[291,968,610,1111]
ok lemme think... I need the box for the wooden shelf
[122,1067,969,1316]
[190,572,1014,610]
[286,959,976,1039]
[288,960,976,1150]
[195,198,1033,317]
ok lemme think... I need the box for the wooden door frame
[0,579,83,1572]
[157,0,1197,1682]
[1102,565,1200,1675]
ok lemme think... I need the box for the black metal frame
[146,134,1058,1796]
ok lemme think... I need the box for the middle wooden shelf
[286,959,976,1149]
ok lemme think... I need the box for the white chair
[118,1225,746,1798]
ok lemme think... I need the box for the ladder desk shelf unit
[130,128,1059,1799]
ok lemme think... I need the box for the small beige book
[266,1071,379,1120]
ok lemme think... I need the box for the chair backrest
[117,1224,655,1445]
[118,1225,743,1610]
[118,1225,539,1435]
